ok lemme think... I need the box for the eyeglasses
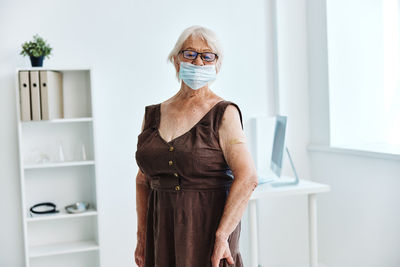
[180,50,218,62]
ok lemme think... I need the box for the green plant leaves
[20,34,53,59]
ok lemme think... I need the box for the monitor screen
[270,115,287,177]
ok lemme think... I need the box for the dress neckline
[156,100,226,144]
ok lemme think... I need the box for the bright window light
[326,0,400,154]
[383,0,400,146]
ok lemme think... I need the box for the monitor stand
[270,147,300,187]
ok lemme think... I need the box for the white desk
[248,177,331,267]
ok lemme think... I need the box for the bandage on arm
[228,137,246,145]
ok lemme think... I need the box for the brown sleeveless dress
[135,100,244,267]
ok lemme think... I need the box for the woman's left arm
[211,104,258,266]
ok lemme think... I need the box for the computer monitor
[255,114,299,187]
[270,115,287,177]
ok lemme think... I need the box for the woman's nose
[192,55,204,65]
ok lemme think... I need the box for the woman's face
[174,35,219,74]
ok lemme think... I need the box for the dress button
[169,146,174,152]
[175,185,181,191]
[168,160,173,166]
[174,172,179,177]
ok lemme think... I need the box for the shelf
[17,67,91,72]
[29,240,99,258]
[17,68,100,266]
[27,210,98,222]
[24,160,95,169]
[21,117,93,124]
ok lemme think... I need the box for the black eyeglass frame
[179,50,218,62]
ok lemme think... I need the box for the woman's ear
[174,56,181,80]
[174,56,180,72]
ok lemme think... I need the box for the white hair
[167,25,224,81]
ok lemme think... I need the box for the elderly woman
[135,25,258,267]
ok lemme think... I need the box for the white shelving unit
[15,67,101,267]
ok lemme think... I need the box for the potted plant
[20,34,53,67]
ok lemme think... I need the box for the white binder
[18,71,31,121]
[29,71,41,121]
[39,70,63,120]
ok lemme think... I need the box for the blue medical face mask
[178,62,217,90]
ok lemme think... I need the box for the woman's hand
[134,240,145,267]
[211,236,235,267]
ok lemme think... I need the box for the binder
[18,71,31,121]
[29,71,41,121]
[39,70,63,120]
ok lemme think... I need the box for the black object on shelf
[29,202,59,215]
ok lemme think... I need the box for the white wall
[309,149,400,267]
[0,0,272,266]
[254,0,314,266]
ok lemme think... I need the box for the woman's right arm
[136,169,150,245]
[135,115,150,266]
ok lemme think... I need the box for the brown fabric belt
[150,182,232,192]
